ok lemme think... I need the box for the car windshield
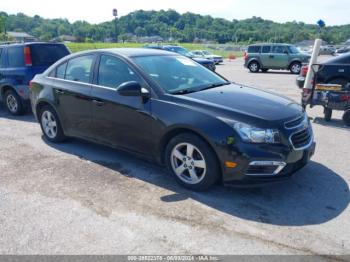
[288,45,300,54]
[133,55,229,94]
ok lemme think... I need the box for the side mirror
[283,50,289,54]
[117,81,150,99]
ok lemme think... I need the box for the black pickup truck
[296,53,350,88]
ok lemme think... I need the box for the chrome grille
[290,128,312,149]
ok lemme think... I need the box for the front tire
[4,90,24,115]
[39,105,66,143]
[248,61,260,73]
[165,133,220,191]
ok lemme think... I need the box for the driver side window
[97,55,139,88]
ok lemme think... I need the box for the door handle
[92,99,105,106]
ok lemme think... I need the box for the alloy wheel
[291,63,301,74]
[170,143,207,185]
[6,94,18,113]
[41,111,58,139]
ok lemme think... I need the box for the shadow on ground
[45,137,349,227]
[313,117,349,131]
[0,106,36,123]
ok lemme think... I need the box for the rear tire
[165,133,220,191]
[324,107,332,122]
[343,110,350,126]
[290,62,302,74]
[248,61,260,73]
[39,105,66,143]
[4,89,24,115]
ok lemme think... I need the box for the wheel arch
[0,85,16,101]
[247,58,261,67]
[35,99,67,134]
[158,127,223,180]
[326,76,349,85]
[288,59,302,69]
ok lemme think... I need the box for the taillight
[301,65,308,77]
[24,46,32,66]
[243,52,247,60]
[340,95,350,101]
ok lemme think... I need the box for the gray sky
[2,0,350,25]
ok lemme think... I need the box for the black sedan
[297,53,350,88]
[30,48,315,190]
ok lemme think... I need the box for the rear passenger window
[261,46,271,53]
[248,46,261,53]
[97,55,139,88]
[56,62,68,79]
[65,55,94,84]
[8,46,24,67]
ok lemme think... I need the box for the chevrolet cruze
[30,48,316,191]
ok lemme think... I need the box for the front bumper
[220,135,316,187]
[214,58,224,64]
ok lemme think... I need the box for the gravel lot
[0,57,349,256]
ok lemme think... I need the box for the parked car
[319,46,336,56]
[0,42,70,115]
[192,50,224,64]
[244,43,311,74]
[30,48,315,191]
[146,45,216,71]
[336,46,350,55]
[296,53,350,89]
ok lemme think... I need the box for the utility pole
[113,8,118,43]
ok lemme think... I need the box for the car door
[260,45,272,68]
[91,54,153,154]
[270,45,289,69]
[50,54,95,138]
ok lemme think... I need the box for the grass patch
[66,42,243,58]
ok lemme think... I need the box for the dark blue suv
[0,42,70,115]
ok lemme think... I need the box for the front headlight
[233,122,280,144]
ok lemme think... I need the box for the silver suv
[244,44,310,74]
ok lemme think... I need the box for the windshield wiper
[199,81,231,91]
[170,89,197,95]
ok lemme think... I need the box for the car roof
[72,48,176,58]
[0,42,65,48]
[249,43,292,47]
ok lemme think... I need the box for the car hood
[173,83,303,126]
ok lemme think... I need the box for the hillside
[1,9,350,44]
